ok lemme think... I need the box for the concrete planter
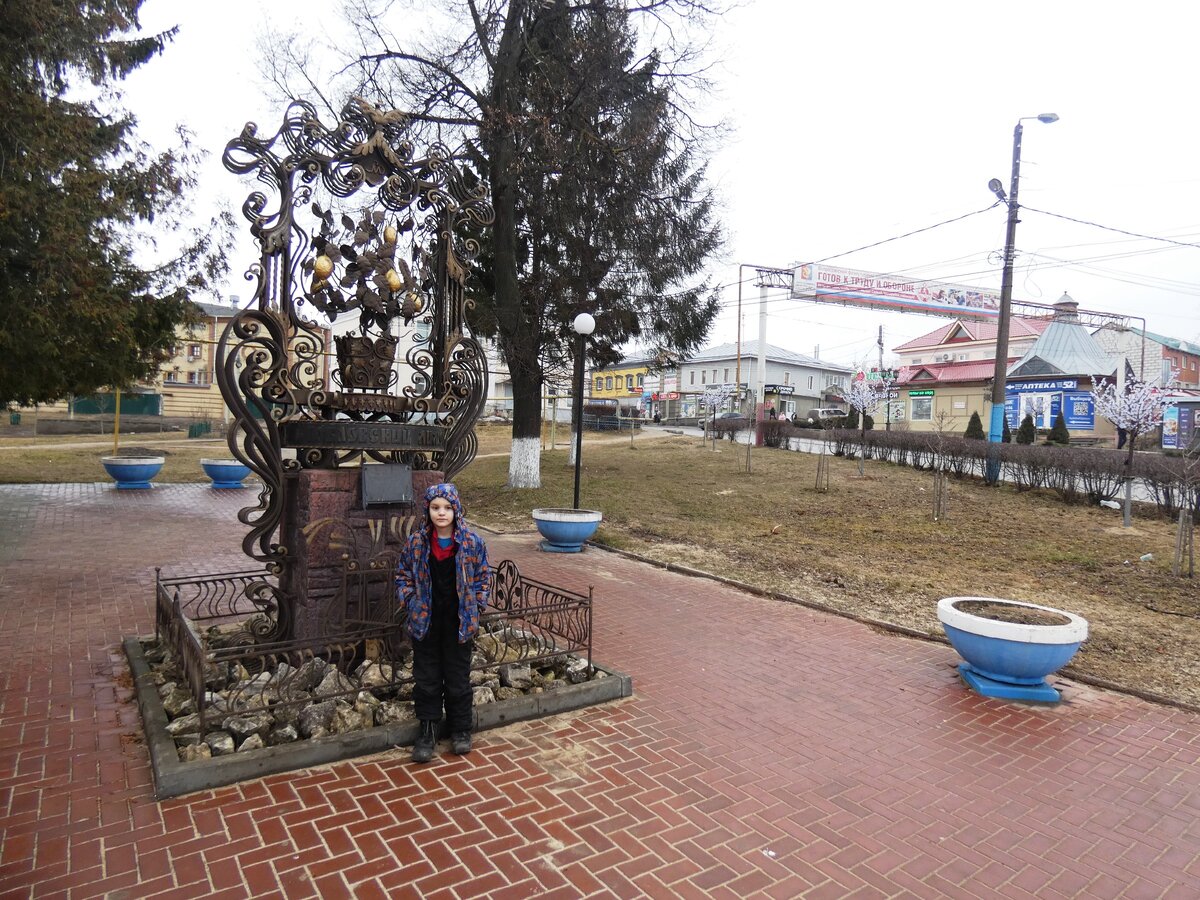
[200,458,251,489]
[937,596,1088,703]
[101,455,165,490]
[532,508,602,553]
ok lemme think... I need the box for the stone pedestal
[280,468,443,641]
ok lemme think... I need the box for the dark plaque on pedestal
[361,464,414,508]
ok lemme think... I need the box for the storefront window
[911,396,933,421]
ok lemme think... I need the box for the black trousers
[412,618,474,731]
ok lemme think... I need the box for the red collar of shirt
[429,526,457,561]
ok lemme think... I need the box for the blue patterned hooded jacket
[395,483,491,642]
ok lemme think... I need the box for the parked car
[704,411,745,428]
[797,408,847,427]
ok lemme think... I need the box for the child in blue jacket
[396,483,490,762]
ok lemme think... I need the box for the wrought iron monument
[128,98,623,797]
[209,98,495,642]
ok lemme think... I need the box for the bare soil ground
[455,434,1200,709]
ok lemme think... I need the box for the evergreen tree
[964,411,985,440]
[0,1,228,406]
[845,407,860,429]
[1049,412,1071,445]
[1016,414,1037,444]
[1002,417,1013,443]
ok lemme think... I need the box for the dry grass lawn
[455,434,1200,709]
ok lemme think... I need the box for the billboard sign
[792,264,1000,320]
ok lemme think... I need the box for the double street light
[986,113,1059,476]
[571,312,596,510]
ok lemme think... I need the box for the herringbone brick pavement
[0,484,1198,898]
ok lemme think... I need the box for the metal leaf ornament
[304,202,424,331]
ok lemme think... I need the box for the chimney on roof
[1053,292,1080,323]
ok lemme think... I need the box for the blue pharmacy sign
[1005,381,1094,430]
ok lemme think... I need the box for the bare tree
[265,1,726,488]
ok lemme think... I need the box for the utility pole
[986,113,1059,482]
[878,325,894,432]
[736,264,795,416]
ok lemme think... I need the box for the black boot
[451,730,472,755]
[411,720,438,764]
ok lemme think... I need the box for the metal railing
[155,559,593,736]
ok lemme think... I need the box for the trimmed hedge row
[800,427,1200,519]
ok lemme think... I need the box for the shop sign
[909,389,934,397]
[764,384,795,395]
[1006,379,1078,393]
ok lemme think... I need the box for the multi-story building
[676,341,853,420]
[1091,326,1200,387]
[591,356,656,414]
[893,316,1048,369]
[44,301,332,423]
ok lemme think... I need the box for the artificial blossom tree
[1091,374,1171,527]
[835,372,890,475]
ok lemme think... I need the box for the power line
[796,204,1002,267]
[1021,205,1200,251]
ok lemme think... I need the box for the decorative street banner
[792,264,1000,320]
[1162,406,1180,449]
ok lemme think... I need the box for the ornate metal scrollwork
[217,96,495,602]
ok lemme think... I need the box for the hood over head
[423,482,468,542]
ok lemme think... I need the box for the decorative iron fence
[154,559,593,737]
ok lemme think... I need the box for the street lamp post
[572,312,596,510]
[986,113,1058,481]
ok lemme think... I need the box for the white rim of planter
[937,597,1088,644]
[532,508,603,523]
[101,456,165,464]
[199,458,245,467]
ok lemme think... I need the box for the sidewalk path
[1,485,1198,897]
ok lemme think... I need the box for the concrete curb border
[125,636,633,800]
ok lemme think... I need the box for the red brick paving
[1,484,1199,898]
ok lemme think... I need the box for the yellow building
[590,358,652,410]
[39,302,331,424]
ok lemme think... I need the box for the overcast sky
[124,0,1200,368]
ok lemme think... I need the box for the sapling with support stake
[1171,446,1199,577]
[815,441,830,492]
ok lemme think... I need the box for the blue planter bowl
[532,508,603,553]
[200,458,251,489]
[937,597,1088,703]
[101,456,165,490]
